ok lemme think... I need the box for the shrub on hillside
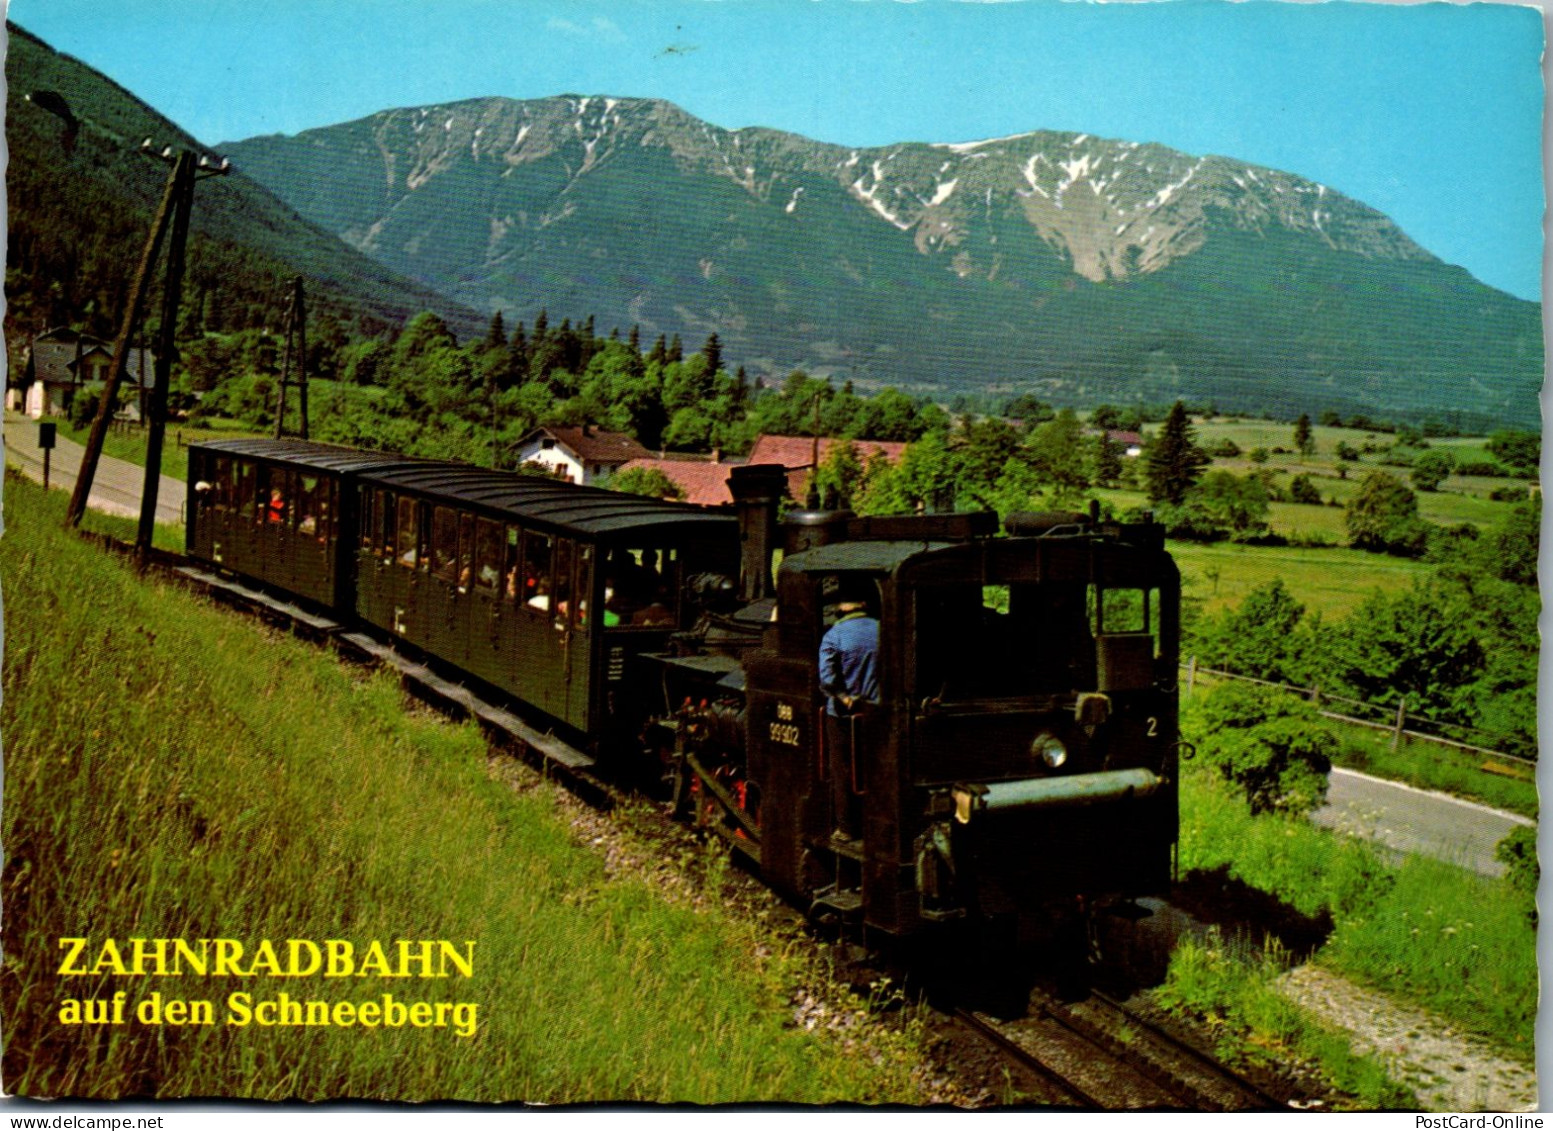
[1191,683,1335,817]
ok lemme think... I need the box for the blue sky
[8,0,1545,301]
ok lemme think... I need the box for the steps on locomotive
[810,884,863,919]
[827,831,867,861]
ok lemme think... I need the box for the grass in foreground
[0,473,930,1102]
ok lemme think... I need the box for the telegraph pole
[136,150,197,561]
[68,140,230,551]
[273,277,310,440]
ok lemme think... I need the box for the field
[59,417,264,482]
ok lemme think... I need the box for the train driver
[818,579,879,841]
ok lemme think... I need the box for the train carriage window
[553,539,574,628]
[397,497,421,569]
[1093,586,1150,635]
[574,545,593,629]
[432,507,458,582]
[474,519,502,592]
[361,487,376,552]
[379,491,397,562]
[320,479,336,544]
[458,513,475,592]
[504,526,521,601]
[524,533,554,611]
[235,462,256,520]
[297,476,320,536]
[212,457,232,511]
[263,468,288,525]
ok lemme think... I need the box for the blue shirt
[819,613,879,716]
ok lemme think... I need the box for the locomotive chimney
[727,463,788,601]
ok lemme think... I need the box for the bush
[1410,450,1455,492]
[1344,471,1430,556]
[1495,826,1538,901]
[1489,485,1530,503]
[1334,441,1360,462]
[1192,683,1335,816]
[1288,474,1322,505]
[1207,438,1242,458]
[1247,447,1269,464]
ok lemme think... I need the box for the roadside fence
[1180,657,1535,770]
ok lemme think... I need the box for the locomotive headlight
[1032,732,1068,769]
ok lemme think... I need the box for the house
[12,328,155,420]
[614,454,742,506]
[1106,430,1145,457]
[745,434,909,502]
[512,425,653,485]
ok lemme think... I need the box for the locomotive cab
[743,511,1181,943]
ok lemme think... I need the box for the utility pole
[137,150,197,561]
[69,140,230,555]
[273,276,309,440]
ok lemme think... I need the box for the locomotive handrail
[913,693,1074,718]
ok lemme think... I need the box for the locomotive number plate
[769,701,801,747]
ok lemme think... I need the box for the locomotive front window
[913,581,1100,699]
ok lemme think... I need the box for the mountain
[225,95,1542,428]
[5,23,483,351]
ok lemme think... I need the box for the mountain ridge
[220,92,1543,429]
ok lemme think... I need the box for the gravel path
[1275,965,1537,1111]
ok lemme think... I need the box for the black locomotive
[186,439,1182,949]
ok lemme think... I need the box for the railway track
[955,985,1290,1110]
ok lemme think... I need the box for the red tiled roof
[617,458,735,507]
[746,434,908,470]
[1107,430,1144,446]
[523,426,652,464]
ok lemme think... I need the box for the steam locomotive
[185,439,1181,948]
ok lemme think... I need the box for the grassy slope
[1175,764,1536,1064]
[0,472,928,1102]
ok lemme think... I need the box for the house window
[541,438,556,450]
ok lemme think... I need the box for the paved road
[4,414,185,525]
[1311,767,1533,878]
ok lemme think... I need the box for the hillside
[5,23,484,354]
[226,95,1542,429]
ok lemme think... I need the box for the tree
[608,466,686,500]
[1293,413,1314,457]
[1193,579,1308,682]
[1193,683,1335,817]
[484,310,507,349]
[1344,471,1430,556]
[1088,403,1122,431]
[1485,429,1540,475]
[700,332,722,375]
[1092,431,1123,488]
[1289,473,1322,504]
[1410,449,1455,492]
[1190,471,1269,540]
[1144,402,1210,505]
[1334,441,1360,462]
[1325,580,1486,722]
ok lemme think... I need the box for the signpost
[38,421,55,490]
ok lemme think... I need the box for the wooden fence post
[1391,698,1407,751]
[1186,655,1197,697]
